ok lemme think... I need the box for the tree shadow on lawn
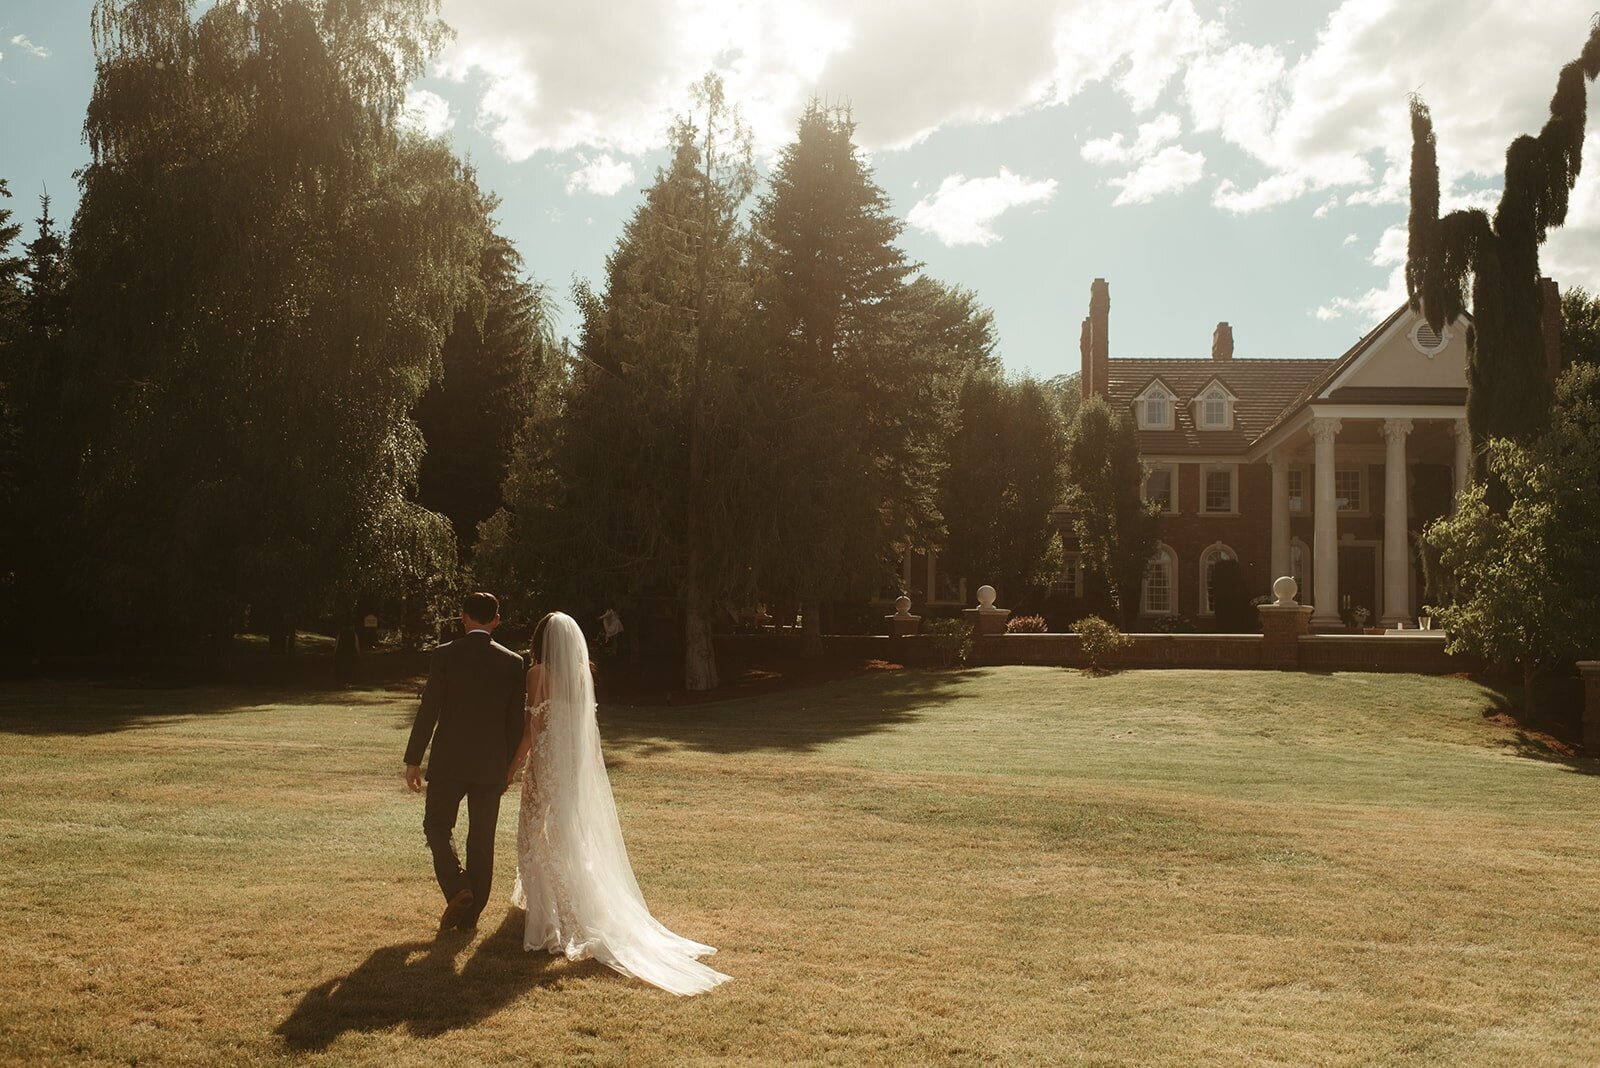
[1492,729,1600,775]
[276,910,604,1051]
[598,668,974,756]
[0,683,400,737]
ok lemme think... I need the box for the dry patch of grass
[1,669,1597,1065]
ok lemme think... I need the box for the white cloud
[1542,110,1600,295]
[1185,0,1600,220]
[1082,112,1203,205]
[401,88,454,138]
[1316,223,1408,321]
[1343,232,1359,246]
[1108,145,1206,205]
[433,0,1239,162]
[907,168,1058,247]
[9,34,49,59]
[565,154,637,197]
[1081,113,1182,166]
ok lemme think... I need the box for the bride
[508,612,730,996]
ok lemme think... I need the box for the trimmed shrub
[1148,614,1197,634]
[923,617,972,668]
[1005,614,1048,634]
[1072,615,1131,673]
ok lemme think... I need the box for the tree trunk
[1523,660,1538,721]
[801,597,823,658]
[684,581,719,691]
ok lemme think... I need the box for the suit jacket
[404,631,527,786]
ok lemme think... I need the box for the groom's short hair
[462,592,499,624]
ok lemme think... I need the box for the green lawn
[1,669,1596,1065]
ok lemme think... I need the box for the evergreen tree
[751,101,969,651]
[0,182,24,634]
[5,194,73,641]
[938,369,1066,611]
[488,75,762,690]
[1406,21,1600,501]
[1060,397,1157,627]
[71,0,478,651]
[416,206,552,551]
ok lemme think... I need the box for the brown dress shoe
[438,888,475,933]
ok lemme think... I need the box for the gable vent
[1411,320,1447,354]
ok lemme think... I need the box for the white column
[1269,450,1290,585]
[1381,418,1413,627]
[1452,417,1471,506]
[1310,417,1342,627]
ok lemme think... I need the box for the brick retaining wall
[716,631,1476,674]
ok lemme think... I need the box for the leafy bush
[1148,614,1197,634]
[1005,614,1048,634]
[1072,615,1132,673]
[923,617,972,668]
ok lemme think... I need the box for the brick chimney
[1212,321,1234,361]
[1541,276,1562,383]
[1086,278,1110,399]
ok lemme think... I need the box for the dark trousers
[422,777,502,919]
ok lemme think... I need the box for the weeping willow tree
[1406,20,1600,500]
[73,0,482,650]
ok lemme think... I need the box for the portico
[1258,407,1467,630]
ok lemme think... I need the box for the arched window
[1289,538,1310,603]
[1141,544,1177,615]
[1199,542,1236,616]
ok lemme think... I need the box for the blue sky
[3,0,1597,379]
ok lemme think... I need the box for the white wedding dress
[510,613,730,996]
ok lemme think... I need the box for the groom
[404,592,527,933]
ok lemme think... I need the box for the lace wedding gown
[510,613,729,996]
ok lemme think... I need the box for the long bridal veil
[512,612,730,996]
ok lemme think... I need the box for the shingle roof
[1105,357,1336,454]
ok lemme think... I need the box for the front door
[1337,545,1378,628]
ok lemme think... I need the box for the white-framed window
[1287,467,1307,513]
[1335,467,1365,513]
[1199,542,1236,616]
[1201,465,1236,514]
[1143,463,1179,514]
[1190,379,1236,431]
[1141,544,1177,615]
[1057,553,1084,597]
[1135,381,1176,430]
[1289,538,1310,602]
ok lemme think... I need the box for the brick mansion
[1052,277,1564,631]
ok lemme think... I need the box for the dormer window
[1135,381,1176,430]
[1193,379,1236,431]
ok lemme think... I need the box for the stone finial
[1272,575,1299,607]
[964,584,1010,636]
[1212,321,1234,361]
[893,595,913,619]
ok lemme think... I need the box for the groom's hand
[404,764,423,793]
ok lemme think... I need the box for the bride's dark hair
[529,612,555,666]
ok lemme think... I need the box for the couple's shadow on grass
[276,910,606,1051]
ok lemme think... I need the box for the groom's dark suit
[405,629,526,923]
